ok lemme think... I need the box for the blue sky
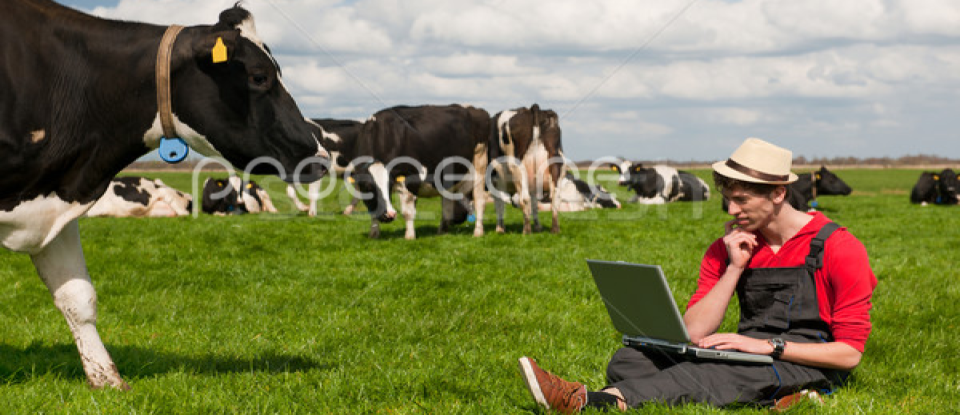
[62,0,960,162]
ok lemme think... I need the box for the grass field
[1,168,958,414]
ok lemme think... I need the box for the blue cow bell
[159,137,189,163]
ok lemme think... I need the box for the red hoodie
[689,212,877,352]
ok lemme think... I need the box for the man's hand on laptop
[697,333,775,355]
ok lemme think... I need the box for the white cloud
[74,0,960,160]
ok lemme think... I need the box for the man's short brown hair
[713,171,782,196]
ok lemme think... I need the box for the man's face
[722,187,779,231]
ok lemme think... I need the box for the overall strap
[805,222,840,270]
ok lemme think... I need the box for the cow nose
[380,210,397,223]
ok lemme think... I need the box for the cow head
[168,6,328,183]
[813,166,852,196]
[938,168,960,204]
[201,177,241,214]
[350,161,398,223]
[611,162,659,197]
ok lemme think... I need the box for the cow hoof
[551,226,560,234]
[88,373,130,391]
[474,229,484,237]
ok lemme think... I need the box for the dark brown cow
[488,104,566,234]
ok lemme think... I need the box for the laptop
[586,259,773,364]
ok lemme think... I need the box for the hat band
[724,159,789,182]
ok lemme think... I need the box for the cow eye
[249,73,270,87]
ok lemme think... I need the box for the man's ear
[193,30,240,64]
[771,185,788,204]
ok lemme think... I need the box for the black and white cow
[507,172,620,212]
[202,177,277,215]
[677,171,711,202]
[489,104,566,234]
[786,166,853,210]
[0,1,327,389]
[85,176,192,217]
[612,161,709,204]
[910,168,960,206]
[286,118,364,216]
[351,105,489,239]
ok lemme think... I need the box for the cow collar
[155,25,189,163]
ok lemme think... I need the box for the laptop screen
[586,260,692,344]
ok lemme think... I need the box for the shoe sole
[518,357,549,410]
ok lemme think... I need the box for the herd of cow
[1,1,956,391]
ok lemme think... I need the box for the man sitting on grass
[519,138,877,412]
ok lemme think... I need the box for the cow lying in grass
[911,168,960,206]
[611,161,710,204]
[202,177,277,215]
[85,176,192,218]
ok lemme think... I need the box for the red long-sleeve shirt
[688,213,877,352]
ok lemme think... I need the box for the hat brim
[712,160,798,185]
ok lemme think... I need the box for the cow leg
[512,168,533,235]
[308,181,320,217]
[285,184,309,212]
[550,183,561,234]
[529,193,543,233]
[439,197,453,235]
[148,200,177,217]
[30,220,129,390]
[343,195,360,215]
[369,219,381,238]
[400,189,418,240]
[494,196,507,234]
[472,143,487,237]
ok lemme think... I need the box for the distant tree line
[792,154,960,166]
[129,154,960,172]
[574,154,960,169]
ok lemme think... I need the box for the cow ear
[194,30,240,65]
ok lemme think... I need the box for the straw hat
[712,138,799,184]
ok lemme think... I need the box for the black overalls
[604,222,848,408]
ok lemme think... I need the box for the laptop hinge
[622,335,688,353]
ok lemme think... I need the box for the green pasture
[1,168,958,413]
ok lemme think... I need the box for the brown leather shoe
[773,389,824,412]
[518,357,587,414]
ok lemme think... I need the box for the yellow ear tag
[816,174,822,180]
[246,183,253,189]
[347,177,355,184]
[934,175,940,181]
[212,37,228,63]
[396,176,406,183]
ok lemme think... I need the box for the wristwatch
[768,338,786,359]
